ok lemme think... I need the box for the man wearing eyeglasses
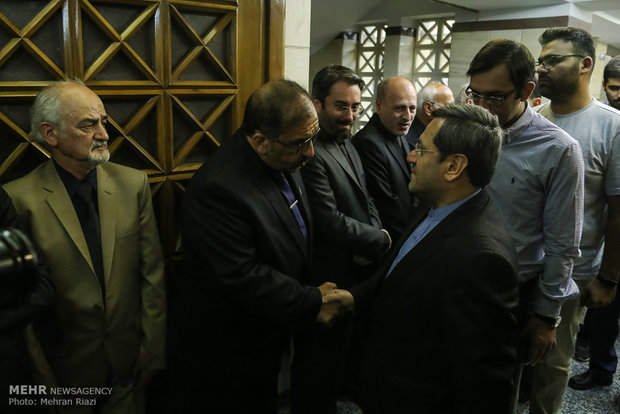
[405,82,455,148]
[527,28,620,411]
[467,39,585,413]
[354,77,418,242]
[170,79,342,414]
[290,65,392,414]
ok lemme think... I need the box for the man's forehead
[470,63,513,90]
[281,117,319,140]
[420,118,444,146]
[540,39,575,55]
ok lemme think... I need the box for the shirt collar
[504,103,534,145]
[53,161,98,198]
[427,188,481,221]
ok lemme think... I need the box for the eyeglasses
[271,128,320,153]
[333,103,363,114]
[413,142,439,156]
[535,54,585,71]
[465,87,517,106]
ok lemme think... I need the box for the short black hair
[467,39,535,91]
[312,65,364,104]
[604,56,620,83]
[243,79,314,139]
[539,27,595,66]
[432,104,503,188]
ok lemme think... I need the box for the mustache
[91,141,108,150]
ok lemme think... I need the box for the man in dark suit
[292,65,391,414]
[353,76,417,241]
[169,79,340,414]
[328,104,519,413]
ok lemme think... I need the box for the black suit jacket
[353,113,415,242]
[405,117,426,148]
[170,130,322,371]
[301,129,388,287]
[351,189,519,414]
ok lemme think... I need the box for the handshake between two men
[315,282,356,326]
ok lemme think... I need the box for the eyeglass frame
[413,141,440,156]
[332,102,363,114]
[535,54,585,71]
[270,128,320,153]
[465,86,519,106]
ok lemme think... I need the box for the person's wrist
[533,313,561,328]
[596,273,618,289]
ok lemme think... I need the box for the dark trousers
[581,291,620,378]
[291,314,362,414]
[169,351,282,414]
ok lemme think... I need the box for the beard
[88,141,110,166]
[538,68,580,102]
[320,115,353,140]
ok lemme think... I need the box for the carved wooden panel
[0,0,284,266]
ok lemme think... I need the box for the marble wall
[284,0,311,90]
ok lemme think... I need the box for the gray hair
[30,79,86,146]
[417,82,445,108]
[432,103,503,187]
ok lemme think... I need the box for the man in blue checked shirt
[467,39,585,413]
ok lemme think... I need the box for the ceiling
[310,0,620,54]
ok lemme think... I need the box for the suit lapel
[380,191,489,294]
[251,168,309,258]
[41,161,93,272]
[386,136,410,179]
[324,139,362,189]
[97,165,116,283]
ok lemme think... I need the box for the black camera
[0,228,38,277]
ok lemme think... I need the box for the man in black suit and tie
[291,65,391,414]
[353,77,418,241]
[169,79,340,414]
[329,104,520,413]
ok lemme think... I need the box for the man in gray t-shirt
[531,27,620,412]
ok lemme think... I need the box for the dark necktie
[275,172,308,244]
[76,181,105,295]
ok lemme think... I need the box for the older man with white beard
[5,80,166,414]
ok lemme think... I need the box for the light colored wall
[308,37,358,90]
[284,0,311,90]
[384,33,415,79]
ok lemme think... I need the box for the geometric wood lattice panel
[356,24,386,130]
[413,18,454,90]
[0,0,284,267]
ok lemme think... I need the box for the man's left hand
[580,278,617,308]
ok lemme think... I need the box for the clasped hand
[315,282,355,326]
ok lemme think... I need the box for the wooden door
[0,0,284,268]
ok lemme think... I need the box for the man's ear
[375,98,382,112]
[519,81,536,102]
[40,121,59,148]
[424,101,434,117]
[313,98,322,114]
[247,131,269,155]
[443,153,469,182]
[581,56,594,74]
